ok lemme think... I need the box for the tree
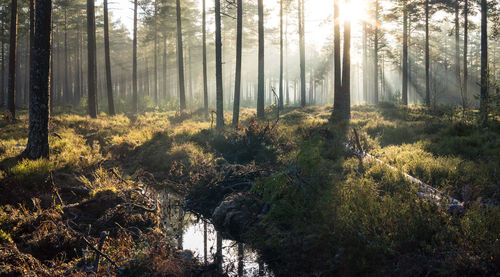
[202,0,208,118]
[374,0,380,105]
[215,0,224,129]
[333,0,341,113]
[425,0,430,107]
[176,0,186,111]
[232,0,243,126]
[341,0,351,119]
[103,0,115,115]
[298,0,306,107]
[479,0,488,125]
[23,0,52,159]
[87,0,97,118]
[257,0,265,118]
[462,0,468,110]
[279,0,284,109]
[132,0,138,113]
[7,0,18,120]
[402,0,409,105]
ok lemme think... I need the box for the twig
[93,231,109,272]
[82,237,124,272]
[50,172,65,206]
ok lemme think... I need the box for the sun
[338,0,370,24]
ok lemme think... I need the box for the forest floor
[0,104,499,276]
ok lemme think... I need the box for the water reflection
[157,190,271,276]
[182,218,271,276]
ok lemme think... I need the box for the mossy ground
[0,104,499,276]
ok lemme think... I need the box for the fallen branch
[83,237,124,272]
[344,143,464,213]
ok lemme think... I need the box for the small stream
[156,188,273,276]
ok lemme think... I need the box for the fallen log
[344,143,465,214]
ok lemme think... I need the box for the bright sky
[101,0,370,52]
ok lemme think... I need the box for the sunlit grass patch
[10,158,53,185]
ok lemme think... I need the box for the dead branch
[82,237,124,272]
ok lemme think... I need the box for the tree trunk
[402,0,408,106]
[257,0,265,118]
[153,0,158,105]
[163,32,168,101]
[425,0,430,107]
[233,0,243,126]
[29,0,34,107]
[279,0,284,109]
[299,0,306,107]
[8,0,18,119]
[176,0,186,111]
[462,0,468,110]
[103,0,115,115]
[202,0,208,118]
[24,0,52,159]
[132,0,138,113]
[1,22,5,107]
[455,1,460,97]
[362,21,367,103]
[374,0,379,105]
[479,0,488,125]
[215,0,224,129]
[64,8,70,103]
[333,0,342,115]
[87,0,97,118]
[341,4,351,120]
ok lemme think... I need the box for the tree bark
[153,0,158,104]
[176,0,186,111]
[132,0,138,113]
[333,0,342,115]
[202,0,208,118]
[257,0,265,118]
[462,0,468,110]
[215,0,224,129]
[87,0,97,118]
[233,0,243,126]
[374,0,379,105]
[341,4,351,120]
[8,0,18,119]
[104,0,115,115]
[299,0,306,107]
[402,0,408,106]
[425,0,430,107]
[24,0,52,159]
[479,0,488,125]
[279,0,284,109]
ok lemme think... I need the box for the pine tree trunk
[24,0,52,159]
[462,0,468,110]
[298,0,306,107]
[202,0,208,118]
[103,0,115,115]
[455,1,460,97]
[215,0,224,129]
[233,0,243,126]
[362,21,367,103]
[8,0,18,119]
[64,8,70,103]
[374,0,379,105]
[87,0,97,118]
[176,0,186,111]
[163,33,168,101]
[29,0,34,106]
[257,0,265,118]
[333,0,342,115]
[425,0,430,107]
[153,0,158,104]
[479,0,488,125]
[132,0,138,113]
[341,7,351,120]
[202,0,208,119]
[402,0,408,106]
[279,0,284,109]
